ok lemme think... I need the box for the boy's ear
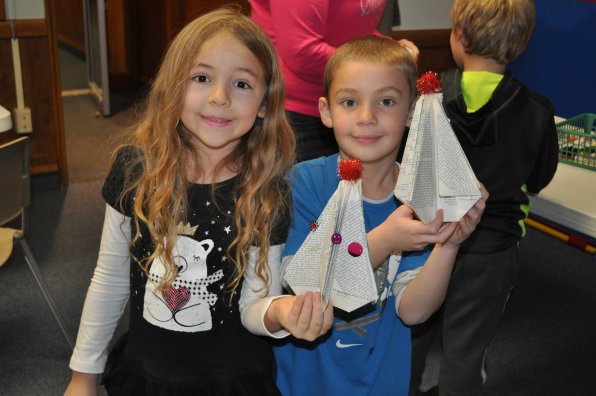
[319,97,333,128]
[453,28,467,47]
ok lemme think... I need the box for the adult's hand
[397,38,420,61]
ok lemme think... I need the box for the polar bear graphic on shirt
[143,235,223,332]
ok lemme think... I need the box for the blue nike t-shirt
[276,154,430,396]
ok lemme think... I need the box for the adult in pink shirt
[251,0,418,162]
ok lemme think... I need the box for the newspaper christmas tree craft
[395,71,482,224]
[283,159,379,313]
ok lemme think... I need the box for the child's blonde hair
[122,8,295,295]
[323,35,418,106]
[450,0,535,65]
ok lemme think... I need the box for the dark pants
[410,245,519,396]
[287,111,338,163]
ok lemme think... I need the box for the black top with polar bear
[102,146,288,388]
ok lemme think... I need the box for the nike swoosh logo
[336,339,364,349]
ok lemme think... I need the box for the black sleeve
[526,94,559,194]
[101,145,143,216]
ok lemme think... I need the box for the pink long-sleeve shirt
[251,0,388,117]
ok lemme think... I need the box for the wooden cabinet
[391,29,456,76]
[114,0,249,89]
[0,0,68,184]
[54,0,85,53]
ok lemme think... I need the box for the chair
[0,137,74,350]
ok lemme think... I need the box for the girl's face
[180,32,266,166]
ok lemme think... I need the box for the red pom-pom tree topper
[416,71,441,94]
[338,159,363,181]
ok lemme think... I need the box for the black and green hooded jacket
[441,68,559,253]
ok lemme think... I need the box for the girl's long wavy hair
[120,7,295,296]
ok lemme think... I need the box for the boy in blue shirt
[241,35,488,395]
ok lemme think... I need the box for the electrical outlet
[14,107,33,134]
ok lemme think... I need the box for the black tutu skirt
[102,333,281,396]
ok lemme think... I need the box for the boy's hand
[385,205,454,251]
[445,183,489,247]
[269,292,333,341]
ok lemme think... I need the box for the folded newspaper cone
[284,159,378,313]
[395,71,481,224]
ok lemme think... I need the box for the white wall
[4,0,45,19]
[395,0,454,30]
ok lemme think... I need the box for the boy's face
[319,61,413,168]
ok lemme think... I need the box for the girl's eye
[192,74,209,83]
[380,98,396,106]
[341,99,356,108]
[234,80,251,89]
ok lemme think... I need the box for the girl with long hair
[65,8,297,395]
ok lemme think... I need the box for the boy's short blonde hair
[323,35,418,106]
[451,0,535,65]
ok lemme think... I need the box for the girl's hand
[269,292,333,341]
[445,183,489,247]
[64,372,98,396]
